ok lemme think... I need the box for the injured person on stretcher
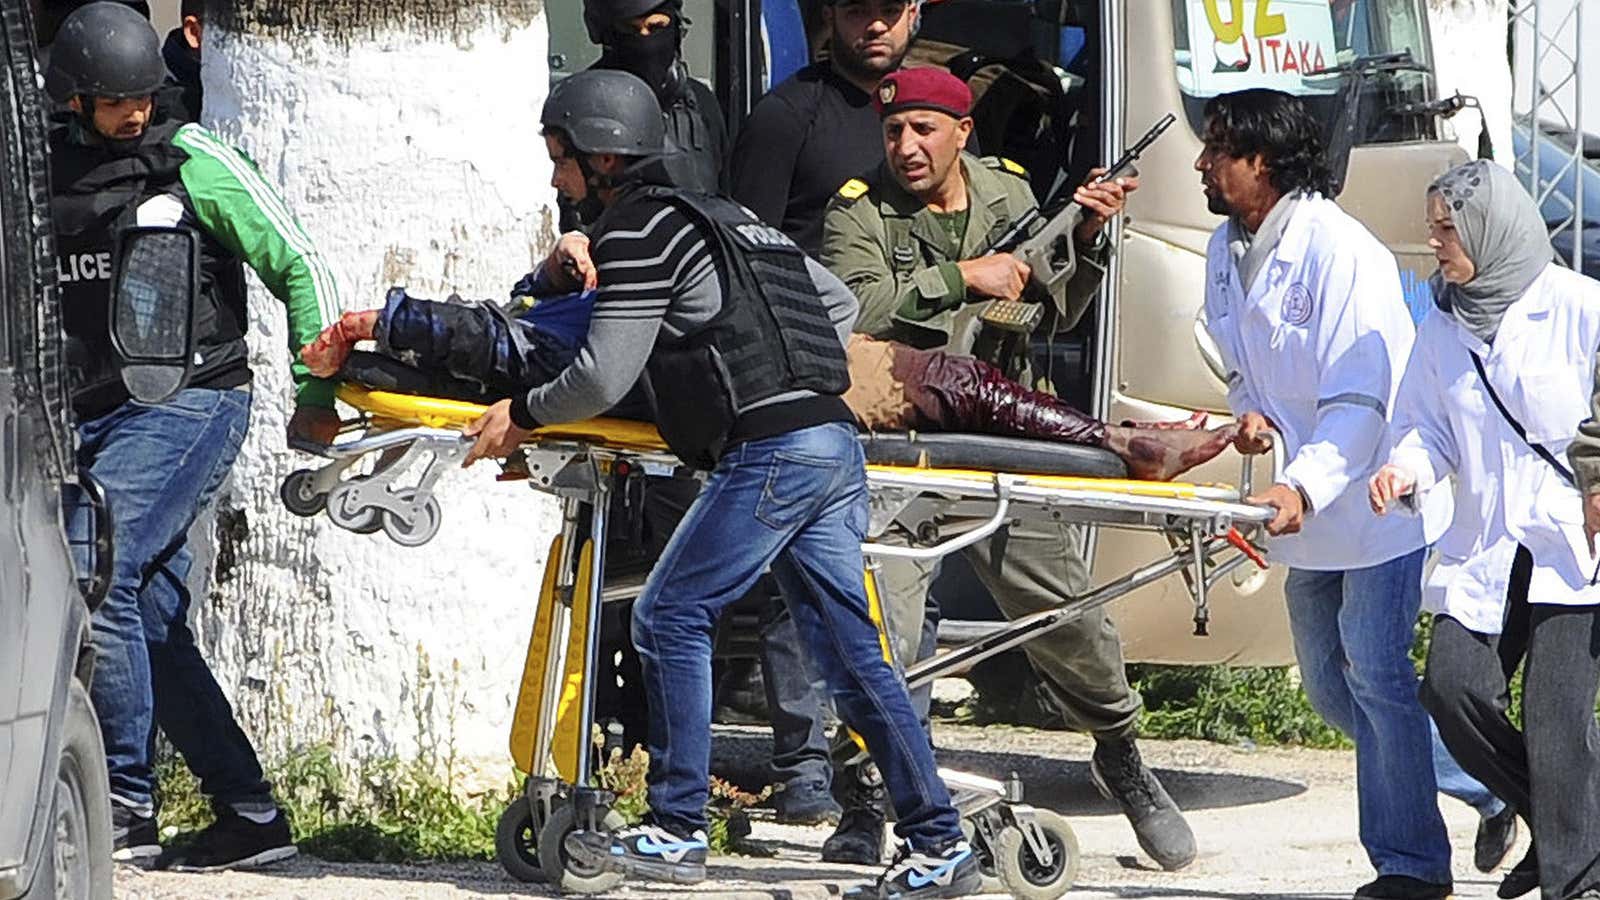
[301,285,1236,482]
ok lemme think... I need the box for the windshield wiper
[1305,50,1432,82]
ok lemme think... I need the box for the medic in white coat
[1370,159,1600,900]
[1202,191,1444,567]
[1375,269,1600,622]
[1196,89,1458,899]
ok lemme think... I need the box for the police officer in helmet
[46,1,339,871]
[465,69,980,899]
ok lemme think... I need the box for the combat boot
[1090,733,1197,871]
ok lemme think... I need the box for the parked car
[0,0,194,896]
[1513,120,1600,280]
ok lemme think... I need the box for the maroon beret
[872,67,973,119]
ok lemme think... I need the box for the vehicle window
[0,195,9,365]
[1171,0,1436,143]
[0,86,10,366]
[547,0,719,91]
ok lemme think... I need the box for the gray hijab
[1427,160,1553,343]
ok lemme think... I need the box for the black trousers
[1421,546,1600,899]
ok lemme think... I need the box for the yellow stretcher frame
[290,386,1274,775]
[284,386,1277,895]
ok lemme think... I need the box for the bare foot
[1104,423,1239,481]
[301,310,379,377]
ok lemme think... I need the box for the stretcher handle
[1238,427,1289,499]
[861,479,1015,560]
[297,426,470,461]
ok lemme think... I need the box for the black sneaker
[111,804,160,864]
[155,808,297,872]
[1352,874,1453,899]
[1498,847,1538,899]
[564,822,708,884]
[1475,805,1518,873]
[1090,734,1197,871]
[822,805,887,864]
[770,779,843,826]
[846,841,982,899]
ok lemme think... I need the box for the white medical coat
[1388,263,1600,617]
[1204,195,1436,571]
[1389,308,1522,633]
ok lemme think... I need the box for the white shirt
[1204,195,1441,571]
[1390,264,1600,615]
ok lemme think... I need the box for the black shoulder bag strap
[1470,349,1578,488]
[1471,350,1600,584]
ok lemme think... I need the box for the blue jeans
[630,422,961,849]
[77,388,272,811]
[1284,548,1452,883]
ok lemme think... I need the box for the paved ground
[115,722,1521,899]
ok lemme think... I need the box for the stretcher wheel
[325,479,383,534]
[494,799,546,883]
[994,809,1079,900]
[536,804,625,894]
[381,490,441,547]
[280,469,328,517]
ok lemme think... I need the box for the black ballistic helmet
[582,0,680,44]
[540,70,665,157]
[45,1,165,103]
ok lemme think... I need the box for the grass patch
[953,648,1347,747]
[156,648,518,862]
[1130,664,1348,749]
[155,745,518,863]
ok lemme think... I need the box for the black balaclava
[599,4,688,105]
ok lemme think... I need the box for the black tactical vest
[614,185,850,468]
[50,120,251,419]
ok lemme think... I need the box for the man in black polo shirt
[731,0,914,256]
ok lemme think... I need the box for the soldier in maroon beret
[822,58,1204,876]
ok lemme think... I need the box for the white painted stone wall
[191,5,561,778]
[1427,0,1516,169]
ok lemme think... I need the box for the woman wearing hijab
[1370,159,1600,900]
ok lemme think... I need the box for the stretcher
[283,384,1277,896]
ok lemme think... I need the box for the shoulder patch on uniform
[837,178,870,202]
[980,156,1029,179]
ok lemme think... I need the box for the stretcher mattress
[337,377,1127,479]
[859,431,1125,478]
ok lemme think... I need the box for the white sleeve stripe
[177,127,340,325]
[177,127,341,326]
[174,126,342,326]
[599,222,698,270]
[598,279,679,295]
[592,205,676,247]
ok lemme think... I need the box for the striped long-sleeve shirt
[512,193,859,427]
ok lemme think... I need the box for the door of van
[0,144,30,875]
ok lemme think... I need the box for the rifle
[980,113,1176,328]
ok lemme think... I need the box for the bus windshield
[1171,0,1437,143]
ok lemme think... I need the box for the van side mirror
[110,226,200,404]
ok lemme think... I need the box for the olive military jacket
[820,151,1108,381]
